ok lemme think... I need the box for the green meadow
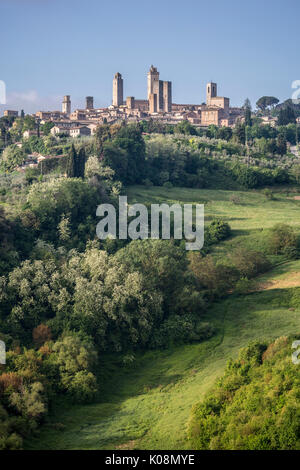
[25,186,300,450]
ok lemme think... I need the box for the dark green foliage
[102,124,146,184]
[234,123,246,144]
[66,144,76,177]
[150,316,214,349]
[243,99,252,127]
[276,131,287,156]
[205,219,231,246]
[256,96,279,111]
[95,123,111,155]
[175,120,197,135]
[188,336,300,449]
[278,106,296,126]
[38,155,68,174]
[77,147,86,178]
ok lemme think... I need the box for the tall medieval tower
[85,96,94,109]
[113,73,123,107]
[62,95,71,114]
[206,82,217,106]
[147,65,160,100]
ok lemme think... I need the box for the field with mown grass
[25,186,300,450]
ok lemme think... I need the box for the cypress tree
[66,144,77,177]
[77,147,86,178]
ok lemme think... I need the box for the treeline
[2,120,300,190]
[96,126,295,189]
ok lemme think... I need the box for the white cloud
[0,90,62,114]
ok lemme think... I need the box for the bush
[229,247,271,278]
[234,277,253,294]
[150,315,214,349]
[142,178,153,188]
[267,224,300,258]
[263,188,275,200]
[189,253,239,299]
[66,371,98,403]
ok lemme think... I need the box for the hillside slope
[25,187,300,449]
[25,260,300,450]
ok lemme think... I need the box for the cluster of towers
[147,65,172,113]
[112,66,172,113]
[61,67,229,122]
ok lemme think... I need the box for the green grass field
[25,186,300,450]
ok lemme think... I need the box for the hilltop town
[3,65,244,139]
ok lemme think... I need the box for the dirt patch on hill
[116,440,138,450]
[257,272,300,291]
[294,196,300,200]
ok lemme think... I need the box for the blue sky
[0,0,299,113]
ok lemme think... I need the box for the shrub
[267,224,299,258]
[66,371,98,403]
[234,277,253,294]
[142,178,153,188]
[229,247,271,278]
[150,315,214,349]
[189,253,239,299]
[263,188,275,200]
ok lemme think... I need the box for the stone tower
[113,73,123,107]
[62,95,71,114]
[147,65,160,100]
[86,96,94,109]
[206,82,217,106]
[163,81,172,112]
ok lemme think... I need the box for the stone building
[133,99,149,112]
[206,82,229,113]
[62,95,71,115]
[113,73,123,107]
[126,96,135,109]
[4,110,18,117]
[70,109,87,120]
[69,126,91,138]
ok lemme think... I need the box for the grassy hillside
[25,186,300,450]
